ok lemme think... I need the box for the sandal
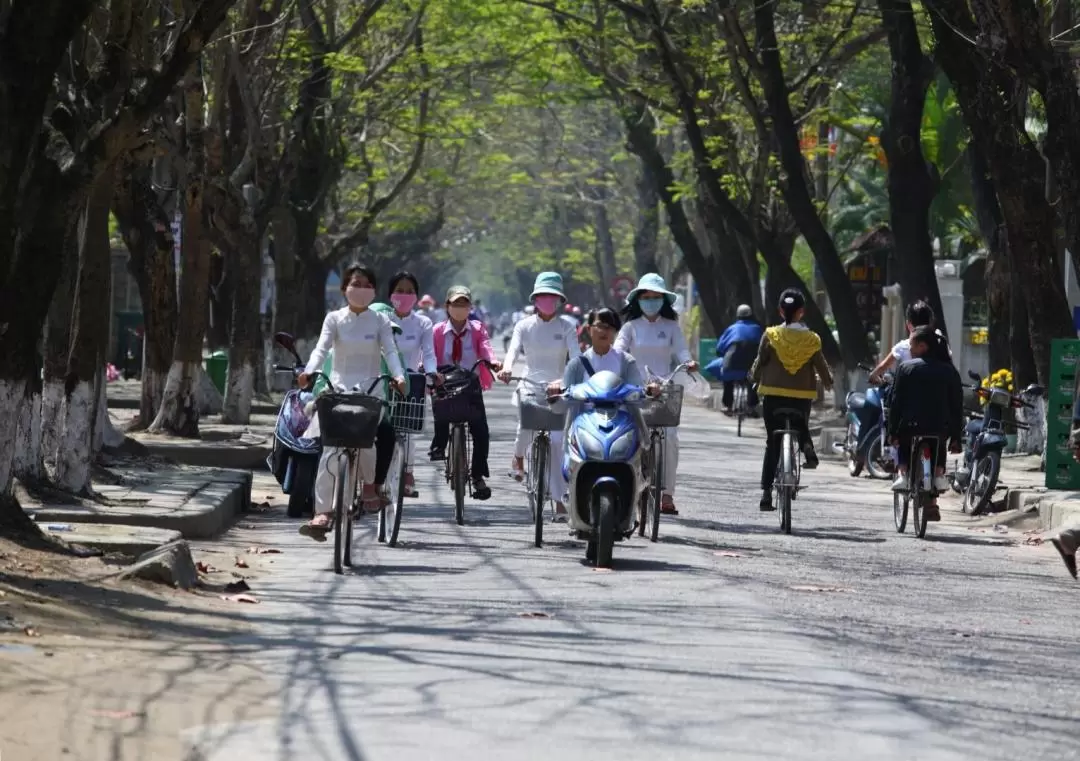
[660,494,679,515]
[299,515,332,541]
[403,472,419,498]
[508,457,525,482]
[360,484,382,514]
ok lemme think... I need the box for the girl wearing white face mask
[498,271,581,521]
[387,270,441,498]
[614,273,698,515]
[297,263,406,540]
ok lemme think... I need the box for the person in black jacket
[887,326,964,521]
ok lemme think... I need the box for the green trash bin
[698,337,717,364]
[205,350,228,395]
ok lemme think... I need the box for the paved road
[186,385,1080,761]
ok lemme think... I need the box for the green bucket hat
[530,271,566,300]
[369,302,403,334]
[625,272,676,305]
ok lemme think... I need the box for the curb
[136,441,272,471]
[43,524,183,556]
[31,470,252,540]
[107,398,280,415]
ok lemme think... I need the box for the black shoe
[803,447,819,470]
[1051,538,1078,580]
[473,478,491,500]
[759,492,775,511]
[429,448,446,462]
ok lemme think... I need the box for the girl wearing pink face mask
[498,272,580,521]
[298,263,407,539]
[387,271,441,497]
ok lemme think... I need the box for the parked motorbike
[267,332,322,518]
[951,371,1043,516]
[560,370,648,568]
[835,363,895,479]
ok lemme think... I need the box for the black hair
[587,307,622,332]
[909,325,937,349]
[342,263,376,291]
[621,294,678,321]
[387,270,419,296]
[778,288,806,324]
[905,300,935,328]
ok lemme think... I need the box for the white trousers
[524,430,566,502]
[314,446,375,515]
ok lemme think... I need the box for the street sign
[610,275,635,302]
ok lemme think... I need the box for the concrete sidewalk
[106,378,281,415]
[22,463,252,543]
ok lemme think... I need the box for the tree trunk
[632,157,660,276]
[41,235,78,477]
[207,252,232,349]
[151,61,211,438]
[113,159,178,429]
[752,3,870,366]
[928,4,1073,385]
[299,256,330,340]
[271,207,300,336]
[592,196,619,309]
[221,206,261,424]
[878,0,945,334]
[55,166,114,494]
[968,142,1011,374]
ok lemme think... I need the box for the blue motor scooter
[834,363,895,479]
[267,332,322,518]
[560,370,648,568]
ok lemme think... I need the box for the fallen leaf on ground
[23,626,39,637]
[196,562,215,574]
[91,710,143,719]
[251,502,273,512]
[247,547,282,555]
[714,551,742,558]
[221,594,259,604]
[1023,536,1044,546]
[591,567,614,573]
[234,557,249,569]
[789,585,854,593]
[224,580,251,594]
[517,611,551,619]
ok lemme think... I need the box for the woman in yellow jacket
[750,289,833,511]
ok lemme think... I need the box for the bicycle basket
[519,393,565,431]
[641,384,684,428]
[390,371,427,433]
[315,393,384,449]
[432,374,483,425]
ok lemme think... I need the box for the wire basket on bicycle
[432,369,483,425]
[519,390,565,431]
[390,370,428,433]
[641,384,684,428]
[315,392,385,449]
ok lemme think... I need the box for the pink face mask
[534,295,561,317]
[345,286,375,309]
[448,305,471,322]
[391,293,418,313]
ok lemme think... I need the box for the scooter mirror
[1024,383,1044,397]
[967,370,982,383]
[273,332,301,364]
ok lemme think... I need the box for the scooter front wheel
[865,438,892,480]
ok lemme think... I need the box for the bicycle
[378,370,429,548]
[512,376,565,547]
[309,373,396,575]
[893,435,939,539]
[431,358,497,525]
[732,381,749,437]
[637,362,693,542]
[771,407,805,535]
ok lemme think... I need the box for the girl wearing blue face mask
[615,273,698,515]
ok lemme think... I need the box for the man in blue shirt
[705,304,763,415]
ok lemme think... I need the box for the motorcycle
[560,370,648,568]
[267,332,322,518]
[951,371,1043,515]
[835,363,895,479]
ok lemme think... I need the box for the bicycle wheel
[910,486,925,538]
[892,489,908,533]
[333,455,350,575]
[648,433,662,542]
[637,444,651,537]
[735,385,745,437]
[380,438,406,547]
[532,434,547,548]
[778,433,793,534]
[452,425,467,525]
[964,451,1000,516]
